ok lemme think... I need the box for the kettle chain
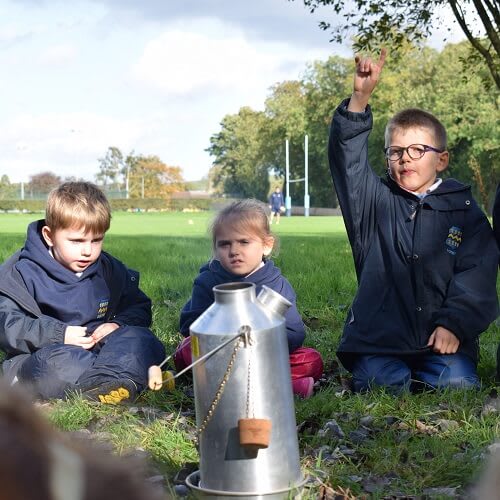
[194,325,252,446]
[245,339,254,419]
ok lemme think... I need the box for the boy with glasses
[328,50,498,393]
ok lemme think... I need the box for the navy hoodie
[0,220,152,365]
[328,99,499,370]
[179,259,306,352]
[15,220,110,331]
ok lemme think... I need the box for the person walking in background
[175,199,323,398]
[0,182,165,403]
[268,187,285,224]
[328,49,498,393]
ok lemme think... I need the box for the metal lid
[256,285,291,317]
[213,282,256,305]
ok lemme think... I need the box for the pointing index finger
[378,48,387,68]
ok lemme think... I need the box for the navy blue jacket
[329,100,499,370]
[179,259,306,352]
[494,183,500,249]
[0,220,152,365]
[269,192,284,211]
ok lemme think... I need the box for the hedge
[0,198,231,213]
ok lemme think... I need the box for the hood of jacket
[205,258,282,289]
[16,220,101,285]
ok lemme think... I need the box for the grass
[1,212,499,498]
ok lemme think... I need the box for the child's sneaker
[81,379,138,404]
[292,376,314,399]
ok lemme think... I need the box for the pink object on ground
[291,376,315,399]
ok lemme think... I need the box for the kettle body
[188,282,303,496]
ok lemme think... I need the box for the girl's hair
[385,108,447,150]
[210,199,277,255]
[45,182,111,235]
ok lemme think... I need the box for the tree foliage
[126,154,185,199]
[207,107,271,199]
[94,148,185,199]
[28,171,61,194]
[0,175,18,200]
[207,42,499,210]
[96,146,125,188]
[294,0,500,89]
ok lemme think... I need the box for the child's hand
[64,325,95,349]
[348,48,387,113]
[427,326,460,354]
[91,322,120,342]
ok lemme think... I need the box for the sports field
[1,211,499,497]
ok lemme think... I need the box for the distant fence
[0,198,342,215]
[0,186,130,201]
[0,186,340,215]
[0,197,221,213]
[290,206,342,216]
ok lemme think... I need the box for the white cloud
[0,112,146,182]
[37,44,77,66]
[0,1,472,186]
[0,24,33,44]
[133,18,330,97]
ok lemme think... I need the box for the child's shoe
[292,376,314,399]
[81,379,138,404]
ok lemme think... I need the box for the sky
[0,0,467,184]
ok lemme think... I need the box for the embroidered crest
[445,226,462,255]
[96,299,109,319]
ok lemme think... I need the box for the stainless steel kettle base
[185,470,308,500]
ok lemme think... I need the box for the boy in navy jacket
[268,187,285,224]
[0,182,165,403]
[328,50,499,392]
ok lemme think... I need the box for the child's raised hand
[348,48,387,113]
[427,326,460,354]
[64,325,95,349]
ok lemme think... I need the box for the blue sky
[0,0,466,183]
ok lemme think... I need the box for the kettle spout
[257,285,291,317]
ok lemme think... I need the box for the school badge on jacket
[96,299,109,319]
[445,226,463,255]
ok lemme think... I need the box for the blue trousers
[18,326,165,399]
[351,352,479,393]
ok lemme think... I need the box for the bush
[0,200,46,212]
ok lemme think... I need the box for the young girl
[174,199,323,398]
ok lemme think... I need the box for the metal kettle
[186,282,305,499]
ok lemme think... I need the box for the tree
[126,154,185,199]
[295,0,500,89]
[262,79,334,207]
[28,171,61,196]
[207,107,271,200]
[207,42,498,209]
[96,146,125,189]
[0,174,18,200]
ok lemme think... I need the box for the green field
[1,212,499,498]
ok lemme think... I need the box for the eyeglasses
[384,144,444,161]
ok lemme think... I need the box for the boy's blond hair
[210,199,277,255]
[45,182,111,235]
[385,108,447,150]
